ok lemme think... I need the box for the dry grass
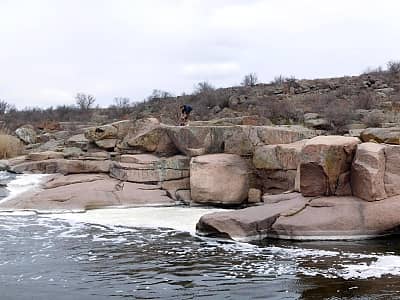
[0,134,23,159]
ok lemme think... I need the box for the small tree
[75,93,96,110]
[114,97,130,108]
[241,73,258,87]
[113,97,131,115]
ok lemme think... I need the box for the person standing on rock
[179,104,192,126]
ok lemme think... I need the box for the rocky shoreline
[3,116,400,241]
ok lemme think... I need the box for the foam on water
[1,173,49,203]
[338,255,400,279]
[52,206,228,235]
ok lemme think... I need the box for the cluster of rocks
[5,117,400,242]
[197,131,400,241]
[1,117,319,213]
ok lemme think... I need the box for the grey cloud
[0,0,400,108]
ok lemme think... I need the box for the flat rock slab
[361,127,400,144]
[165,124,319,157]
[196,193,400,241]
[196,194,308,241]
[0,174,174,213]
[9,159,111,175]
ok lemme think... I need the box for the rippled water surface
[0,213,400,300]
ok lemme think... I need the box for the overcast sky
[1,0,400,108]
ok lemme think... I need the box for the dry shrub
[0,123,11,135]
[362,111,385,127]
[0,134,23,159]
[323,100,355,132]
[259,99,303,124]
[352,91,378,110]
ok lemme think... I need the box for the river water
[1,172,400,299]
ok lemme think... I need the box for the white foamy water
[1,173,49,204]
[52,206,228,235]
[338,255,400,279]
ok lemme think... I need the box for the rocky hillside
[2,67,400,135]
[133,69,400,134]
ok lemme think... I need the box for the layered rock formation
[5,117,400,242]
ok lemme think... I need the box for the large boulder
[300,136,360,196]
[190,154,249,205]
[253,140,305,170]
[110,154,189,184]
[165,125,227,156]
[94,138,117,150]
[271,196,400,240]
[0,174,174,212]
[197,193,400,241]
[85,124,118,141]
[351,143,386,201]
[65,134,90,150]
[197,194,309,241]
[15,125,37,144]
[360,127,400,144]
[249,125,318,145]
[84,120,134,142]
[350,143,400,200]
[35,139,65,153]
[383,145,400,197]
[119,118,178,155]
[257,169,297,194]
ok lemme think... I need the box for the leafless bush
[270,75,286,85]
[323,100,355,131]
[259,99,303,124]
[241,73,258,87]
[147,90,174,100]
[190,82,229,112]
[300,93,336,112]
[0,100,11,115]
[363,66,383,75]
[334,86,354,98]
[108,97,132,118]
[387,60,400,74]
[0,134,23,158]
[285,76,298,86]
[352,91,378,110]
[0,123,12,135]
